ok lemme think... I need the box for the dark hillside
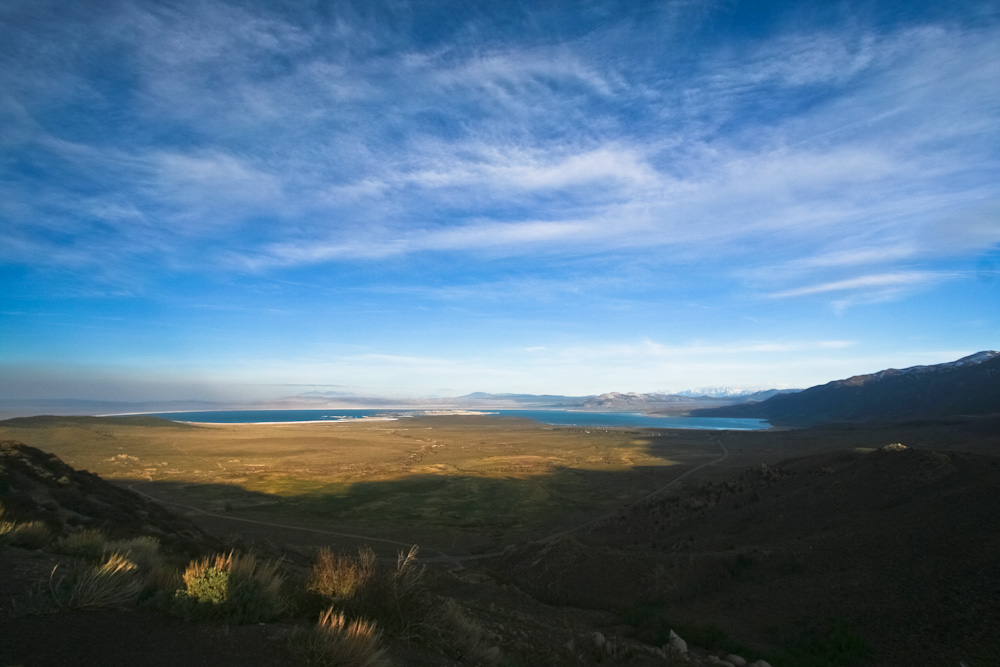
[0,440,216,553]
[490,444,1000,666]
[694,351,1000,425]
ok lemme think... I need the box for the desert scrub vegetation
[13,534,176,615]
[15,551,145,615]
[425,597,499,664]
[56,529,161,566]
[0,519,52,549]
[55,528,108,559]
[289,607,390,667]
[307,546,377,599]
[305,545,498,662]
[307,545,426,639]
[0,502,53,549]
[172,550,285,623]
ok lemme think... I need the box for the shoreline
[110,409,770,431]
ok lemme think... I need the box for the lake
[143,408,769,430]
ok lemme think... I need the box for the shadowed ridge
[693,351,1000,425]
[488,444,1000,666]
[0,440,218,555]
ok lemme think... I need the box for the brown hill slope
[490,444,1000,666]
[0,440,216,554]
[694,351,1000,425]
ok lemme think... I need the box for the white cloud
[151,151,284,217]
[769,271,952,299]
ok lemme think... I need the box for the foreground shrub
[308,545,426,639]
[289,607,390,667]
[16,552,144,614]
[307,546,376,599]
[173,551,285,623]
[372,545,426,636]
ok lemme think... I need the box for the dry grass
[0,502,51,548]
[429,597,499,664]
[289,607,390,667]
[56,528,108,559]
[307,546,376,599]
[107,535,161,567]
[56,531,162,567]
[16,552,144,614]
[307,544,426,639]
[1,519,53,549]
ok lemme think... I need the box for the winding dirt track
[128,436,729,567]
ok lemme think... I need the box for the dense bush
[172,551,285,623]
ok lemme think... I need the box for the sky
[1,0,998,404]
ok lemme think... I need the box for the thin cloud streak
[769,272,953,299]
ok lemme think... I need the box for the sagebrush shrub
[173,551,285,623]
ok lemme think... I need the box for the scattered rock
[668,629,687,654]
[725,654,747,667]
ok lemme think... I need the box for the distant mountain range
[9,352,994,425]
[693,351,1000,425]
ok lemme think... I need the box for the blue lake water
[144,409,769,430]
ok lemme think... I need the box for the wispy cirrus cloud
[769,271,954,299]
[4,2,997,284]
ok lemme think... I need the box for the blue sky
[1,0,998,403]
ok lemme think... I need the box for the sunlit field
[0,416,722,552]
